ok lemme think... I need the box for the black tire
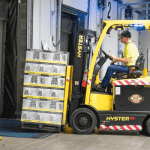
[146,118,150,135]
[70,108,97,134]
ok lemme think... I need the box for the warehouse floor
[0,130,150,150]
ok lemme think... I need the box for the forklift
[67,20,150,135]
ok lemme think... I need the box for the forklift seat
[114,53,145,79]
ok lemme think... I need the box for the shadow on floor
[0,119,55,138]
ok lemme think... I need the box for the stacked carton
[21,50,69,128]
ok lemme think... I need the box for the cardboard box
[24,75,65,87]
[26,50,69,63]
[24,62,66,75]
[22,99,64,111]
[24,63,39,72]
[23,87,64,99]
[51,65,66,74]
[21,110,62,124]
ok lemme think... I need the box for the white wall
[87,0,119,79]
[32,0,57,51]
[100,0,118,79]
[89,0,97,31]
[119,3,139,58]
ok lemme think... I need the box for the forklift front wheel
[145,118,150,135]
[70,108,97,134]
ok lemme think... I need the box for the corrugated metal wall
[16,0,27,118]
[0,20,6,116]
[3,0,18,118]
[0,0,9,117]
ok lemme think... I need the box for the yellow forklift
[67,20,150,135]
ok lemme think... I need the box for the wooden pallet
[21,122,61,133]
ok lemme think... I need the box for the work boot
[92,84,106,92]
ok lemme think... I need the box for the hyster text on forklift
[66,20,150,135]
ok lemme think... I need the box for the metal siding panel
[51,0,57,51]
[17,1,27,117]
[32,0,56,51]
[0,20,3,115]
[41,0,50,50]
[33,0,41,49]
[0,1,9,20]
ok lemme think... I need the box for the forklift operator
[97,30,139,92]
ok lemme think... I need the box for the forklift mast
[69,29,96,118]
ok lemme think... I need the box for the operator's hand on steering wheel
[109,54,115,60]
[110,54,117,65]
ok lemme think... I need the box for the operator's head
[119,30,131,44]
[120,30,131,38]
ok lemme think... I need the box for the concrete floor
[0,130,150,150]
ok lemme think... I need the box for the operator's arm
[113,57,131,64]
[110,55,131,64]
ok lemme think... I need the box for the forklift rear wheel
[70,108,97,134]
[145,118,150,135]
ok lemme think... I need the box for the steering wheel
[102,50,113,61]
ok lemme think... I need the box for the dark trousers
[102,65,129,87]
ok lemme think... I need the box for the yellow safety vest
[123,40,139,66]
